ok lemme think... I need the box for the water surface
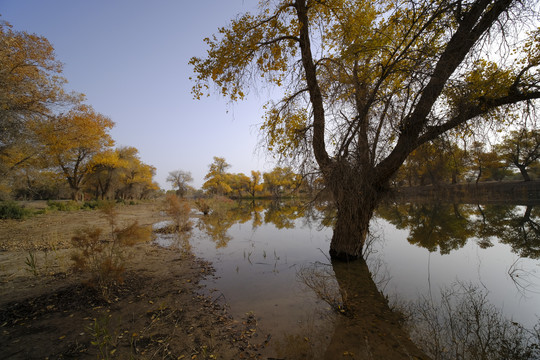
[157,200,540,358]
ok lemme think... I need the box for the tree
[191,0,540,260]
[397,139,468,186]
[86,149,126,199]
[202,156,232,195]
[0,21,79,174]
[167,170,193,197]
[469,141,488,183]
[263,166,300,197]
[247,170,264,197]
[228,173,251,198]
[33,105,114,200]
[497,128,540,181]
[115,146,158,200]
[482,150,511,181]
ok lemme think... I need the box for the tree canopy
[0,20,159,201]
[0,20,80,175]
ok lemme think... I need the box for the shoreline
[0,202,263,359]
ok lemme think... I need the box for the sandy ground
[0,202,265,359]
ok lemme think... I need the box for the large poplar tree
[0,20,79,174]
[191,0,540,260]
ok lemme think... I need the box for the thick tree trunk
[517,165,531,181]
[327,163,385,261]
[330,195,377,261]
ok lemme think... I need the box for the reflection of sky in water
[155,203,540,350]
[190,216,334,335]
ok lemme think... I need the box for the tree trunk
[517,165,531,181]
[327,163,384,261]
[330,195,376,261]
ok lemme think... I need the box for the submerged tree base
[329,248,360,262]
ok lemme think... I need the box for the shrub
[0,201,32,219]
[71,202,151,297]
[194,198,211,215]
[47,200,80,211]
[81,200,101,210]
[164,194,192,231]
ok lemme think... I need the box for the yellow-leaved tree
[85,149,127,199]
[0,20,81,195]
[115,146,158,200]
[191,0,540,260]
[202,156,232,195]
[33,105,114,200]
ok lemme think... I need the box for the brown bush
[164,194,192,231]
[71,202,151,297]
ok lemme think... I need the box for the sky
[1,0,276,189]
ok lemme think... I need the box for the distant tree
[167,170,193,198]
[398,139,468,186]
[496,129,540,181]
[86,149,126,199]
[202,156,232,195]
[115,146,158,200]
[11,167,65,200]
[33,105,114,200]
[469,141,487,184]
[228,173,251,198]
[482,151,512,181]
[263,167,300,197]
[246,170,264,198]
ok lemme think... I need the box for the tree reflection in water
[196,199,306,248]
[377,201,540,260]
[296,259,428,359]
[296,258,540,360]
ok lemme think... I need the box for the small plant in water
[164,194,192,231]
[194,198,211,215]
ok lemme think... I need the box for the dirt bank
[0,202,263,359]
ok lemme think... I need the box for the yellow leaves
[33,104,115,157]
[261,103,308,157]
[89,149,126,170]
[442,58,519,125]
[519,27,540,67]
[463,60,514,99]
[189,4,298,101]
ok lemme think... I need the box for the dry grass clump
[71,201,151,297]
[163,194,192,232]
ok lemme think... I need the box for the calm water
[156,200,540,358]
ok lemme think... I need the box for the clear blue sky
[1,0,275,189]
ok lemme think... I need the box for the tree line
[396,128,540,186]
[0,21,158,201]
[167,156,324,199]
